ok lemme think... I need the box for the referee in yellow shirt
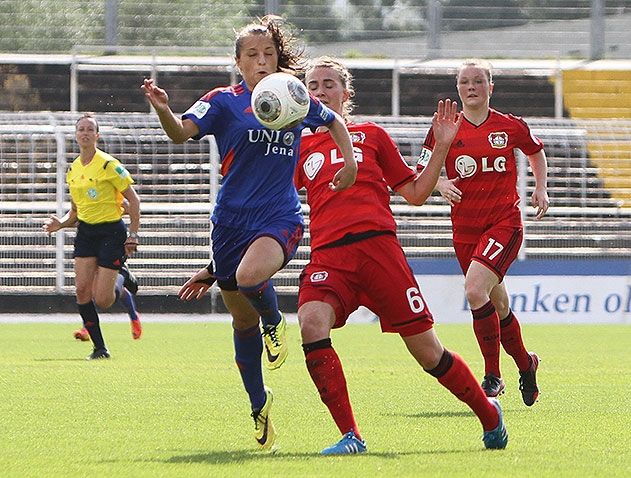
[44,114,142,359]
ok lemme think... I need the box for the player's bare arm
[398,99,462,205]
[42,202,78,235]
[122,185,141,256]
[141,78,199,143]
[528,149,550,219]
[326,113,357,191]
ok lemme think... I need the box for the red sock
[471,301,501,377]
[305,346,361,439]
[500,311,531,371]
[428,350,499,431]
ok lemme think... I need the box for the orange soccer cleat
[73,327,90,342]
[131,318,142,340]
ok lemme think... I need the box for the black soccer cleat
[86,347,111,360]
[519,352,540,406]
[119,264,139,295]
[481,374,506,397]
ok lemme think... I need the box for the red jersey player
[295,56,508,455]
[418,59,549,406]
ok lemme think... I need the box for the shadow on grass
[164,446,478,464]
[392,407,530,419]
[34,358,89,362]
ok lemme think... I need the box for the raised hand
[141,78,170,111]
[432,99,462,148]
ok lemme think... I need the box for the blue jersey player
[142,16,356,451]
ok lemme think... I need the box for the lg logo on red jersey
[455,155,507,178]
[303,147,364,180]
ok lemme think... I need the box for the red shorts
[298,233,434,337]
[454,221,523,280]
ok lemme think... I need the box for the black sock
[78,301,106,350]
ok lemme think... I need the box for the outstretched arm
[141,78,199,144]
[397,99,462,205]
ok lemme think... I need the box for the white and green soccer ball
[251,72,310,130]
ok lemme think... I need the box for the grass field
[1,319,630,477]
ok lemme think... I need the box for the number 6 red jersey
[296,122,415,251]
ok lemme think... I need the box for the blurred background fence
[0,0,630,311]
[0,0,630,60]
[1,113,629,299]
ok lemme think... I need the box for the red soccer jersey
[296,122,416,250]
[418,108,543,244]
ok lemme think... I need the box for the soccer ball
[251,72,310,130]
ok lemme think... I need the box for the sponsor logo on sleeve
[115,165,129,178]
[417,147,432,169]
[185,101,210,119]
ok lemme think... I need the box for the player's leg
[298,299,365,455]
[75,257,110,359]
[493,283,540,405]
[237,220,303,370]
[236,236,287,369]
[114,271,142,340]
[402,329,507,449]
[222,288,277,450]
[464,261,504,396]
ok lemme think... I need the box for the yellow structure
[562,70,631,207]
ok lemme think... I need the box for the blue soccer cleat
[321,431,367,455]
[481,373,505,397]
[483,397,508,449]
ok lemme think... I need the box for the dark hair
[234,15,304,73]
[305,56,355,119]
[75,113,99,132]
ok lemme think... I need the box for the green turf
[1,321,630,477]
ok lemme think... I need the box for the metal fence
[0,0,630,60]
[1,112,629,297]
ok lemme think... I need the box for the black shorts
[74,219,127,270]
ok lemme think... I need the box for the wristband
[197,262,216,286]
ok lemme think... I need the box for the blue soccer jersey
[182,80,336,230]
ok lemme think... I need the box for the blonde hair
[305,56,355,119]
[457,58,493,84]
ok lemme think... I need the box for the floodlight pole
[590,0,605,60]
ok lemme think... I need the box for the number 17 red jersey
[418,108,543,244]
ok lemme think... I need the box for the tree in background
[0,0,254,53]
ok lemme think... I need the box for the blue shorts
[74,220,127,270]
[211,217,304,291]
